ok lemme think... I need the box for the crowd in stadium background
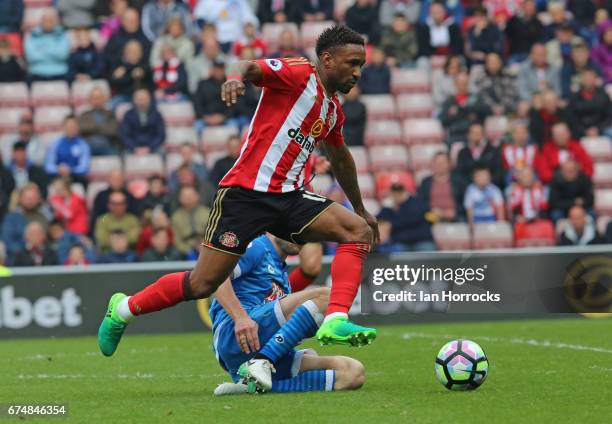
[0,0,612,267]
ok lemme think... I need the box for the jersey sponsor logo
[309,118,324,138]
[264,281,286,303]
[287,127,316,154]
[265,59,283,71]
[219,231,239,248]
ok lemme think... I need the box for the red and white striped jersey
[220,57,345,193]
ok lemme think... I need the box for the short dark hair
[315,25,364,58]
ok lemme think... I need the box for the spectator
[91,169,139,229]
[119,88,166,153]
[78,87,120,156]
[169,164,216,210]
[100,0,129,42]
[549,159,594,222]
[194,0,258,52]
[543,2,575,42]
[256,0,302,24]
[2,113,45,167]
[194,60,242,131]
[149,15,195,67]
[68,28,104,82]
[380,13,418,68]
[464,166,505,225]
[94,191,141,252]
[96,229,138,263]
[209,135,241,185]
[457,122,504,188]
[44,116,91,186]
[379,0,421,27]
[103,8,151,72]
[269,29,307,58]
[0,0,23,33]
[232,22,267,59]
[546,23,582,69]
[474,52,520,116]
[358,47,391,94]
[0,157,14,222]
[169,143,208,192]
[440,73,489,143]
[529,89,571,147]
[517,43,562,102]
[141,228,183,261]
[57,0,96,29]
[152,44,189,102]
[377,182,436,252]
[502,121,538,185]
[418,152,467,222]
[140,176,169,214]
[48,177,89,235]
[64,244,91,266]
[109,40,152,106]
[188,28,228,93]
[299,0,334,22]
[591,19,612,84]
[13,222,59,267]
[558,205,603,246]
[8,141,48,197]
[505,0,543,64]
[1,184,51,264]
[142,0,192,42]
[467,6,504,66]
[536,122,594,184]
[346,0,380,44]
[135,206,173,254]
[24,9,71,82]
[171,186,210,255]
[432,55,465,111]
[48,219,94,264]
[0,37,25,82]
[561,40,603,99]
[417,1,464,59]
[508,167,548,222]
[342,86,366,146]
[568,69,612,138]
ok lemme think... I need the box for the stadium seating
[375,171,415,199]
[414,169,432,186]
[449,142,465,166]
[348,146,369,173]
[124,154,164,180]
[361,94,397,120]
[30,81,70,107]
[114,103,132,122]
[24,0,54,7]
[88,156,122,181]
[22,6,51,31]
[38,131,62,149]
[165,126,199,152]
[200,125,239,153]
[357,173,376,199]
[593,162,612,188]
[594,189,612,216]
[514,220,556,247]
[157,102,194,127]
[0,83,30,108]
[70,79,111,108]
[369,145,410,172]
[396,93,434,119]
[409,143,448,171]
[364,119,402,145]
[402,118,444,145]
[33,106,72,132]
[0,107,29,133]
[390,68,431,94]
[580,136,612,162]
[310,174,334,196]
[362,198,381,217]
[472,221,513,249]
[300,21,335,50]
[432,223,471,250]
[261,23,300,53]
[484,116,509,143]
[596,215,611,236]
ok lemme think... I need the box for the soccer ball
[434,339,489,391]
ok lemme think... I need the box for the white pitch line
[402,332,612,354]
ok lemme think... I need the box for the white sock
[323,312,348,323]
[116,297,135,322]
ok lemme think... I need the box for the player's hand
[356,208,380,246]
[234,316,260,354]
[221,79,246,107]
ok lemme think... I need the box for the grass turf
[0,318,611,423]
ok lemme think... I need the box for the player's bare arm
[324,142,380,244]
[221,61,263,106]
[213,278,260,353]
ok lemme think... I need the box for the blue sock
[271,370,335,392]
[259,301,322,364]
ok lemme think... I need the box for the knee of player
[343,217,372,244]
[346,358,365,390]
[301,257,322,278]
[335,357,365,391]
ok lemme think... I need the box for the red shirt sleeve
[252,57,312,91]
[324,100,346,148]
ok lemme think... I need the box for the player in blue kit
[210,234,365,395]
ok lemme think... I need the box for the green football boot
[237,362,264,394]
[316,316,377,347]
[98,293,129,357]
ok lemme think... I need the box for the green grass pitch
[1,318,611,423]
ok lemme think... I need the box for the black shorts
[202,186,334,255]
